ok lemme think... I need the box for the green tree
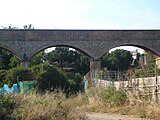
[30,51,47,66]
[4,67,34,86]
[47,47,70,70]
[0,49,21,70]
[0,49,18,70]
[0,70,6,87]
[102,49,133,71]
[31,63,69,91]
[67,72,84,92]
[46,47,90,74]
[75,52,90,75]
[9,56,21,68]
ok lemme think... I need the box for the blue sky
[1,0,160,52]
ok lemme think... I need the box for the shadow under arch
[101,43,160,58]
[29,44,92,60]
[0,46,21,60]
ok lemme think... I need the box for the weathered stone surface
[0,29,160,69]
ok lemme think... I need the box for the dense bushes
[0,63,84,93]
[5,67,34,84]
[0,67,34,86]
[31,64,70,92]
[0,70,6,87]
[67,72,84,93]
[30,63,84,93]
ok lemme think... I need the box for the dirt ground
[86,112,151,120]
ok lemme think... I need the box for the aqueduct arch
[30,44,92,60]
[102,43,159,58]
[0,29,160,71]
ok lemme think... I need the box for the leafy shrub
[0,70,6,87]
[31,64,70,92]
[4,67,34,86]
[66,72,84,93]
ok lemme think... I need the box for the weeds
[0,95,16,119]
[80,87,160,119]
[1,87,160,120]
[0,91,87,120]
[85,87,128,107]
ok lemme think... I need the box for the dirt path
[86,112,151,120]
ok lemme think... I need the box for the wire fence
[84,67,160,103]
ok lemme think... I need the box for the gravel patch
[86,112,151,120]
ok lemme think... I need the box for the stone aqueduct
[0,29,160,71]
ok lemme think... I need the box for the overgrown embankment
[1,87,160,120]
[80,87,160,119]
[0,91,87,120]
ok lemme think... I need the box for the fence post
[153,64,158,103]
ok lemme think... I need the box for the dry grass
[1,87,160,120]
[76,87,160,120]
[0,91,87,120]
[14,92,87,120]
